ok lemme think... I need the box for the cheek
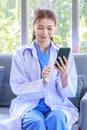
[34,27,40,35]
[49,30,55,37]
[35,30,40,37]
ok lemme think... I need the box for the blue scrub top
[34,42,51,115]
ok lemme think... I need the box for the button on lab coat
[0,41,78,130]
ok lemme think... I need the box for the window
[79,0,87,53]
[0,0,21,53]
[28,0,72,48]
[1,0,87,53]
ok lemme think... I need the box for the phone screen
[55,47,70,67]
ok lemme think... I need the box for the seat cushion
[68,75,84,109]
[0,114,9,121]
[0,107,9,121]
[71,123,79,130]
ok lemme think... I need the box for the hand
[42,66,51,84]
[54,56,68,78]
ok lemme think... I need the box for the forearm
[56,75,77,98]
[10,79,45,100]
[60,74,68,88]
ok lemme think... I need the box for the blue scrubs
[33,42,51,115]
[22,43,68,130]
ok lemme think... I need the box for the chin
[41,38,50,42]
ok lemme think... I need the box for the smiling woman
[0,8,77,130]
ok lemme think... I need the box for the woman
[0,8,78,130]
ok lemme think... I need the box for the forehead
[35,18,55,26]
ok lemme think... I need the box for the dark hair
[32,8,56,41]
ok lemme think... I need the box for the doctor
[0,8,78,130]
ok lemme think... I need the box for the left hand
[54,56,68,78]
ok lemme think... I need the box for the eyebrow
[38,25,54,27]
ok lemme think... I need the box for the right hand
[42,66,51,84]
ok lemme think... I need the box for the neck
[35,40,50,53]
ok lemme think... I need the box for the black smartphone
[55,47,71,67]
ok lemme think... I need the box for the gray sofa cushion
[0,66,5,93]
[68,75,84,109]
[0,54,16,107]
[69,53,87,112]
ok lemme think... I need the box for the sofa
[0,53,87,130]
[0,54,16,120]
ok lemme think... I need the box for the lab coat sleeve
[10,49,45,100]
[56,52,77,98]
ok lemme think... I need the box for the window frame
[72,0,79,52]
[21,0,29,45]
[21,0,79,52]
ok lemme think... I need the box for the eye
[48,28,53,30]
[38,27,43,30]
[37,26,43,30]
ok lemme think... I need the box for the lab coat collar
[27,40,60,51]
[23,40,60,60]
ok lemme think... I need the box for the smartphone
[55,47,71,67]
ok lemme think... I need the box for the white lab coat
[0,41,78,130]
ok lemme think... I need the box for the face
[33,18,55,45]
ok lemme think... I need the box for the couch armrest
[80,92,87,130]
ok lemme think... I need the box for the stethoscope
[23,48,33,56]
[22,41,59,76]
[23,41,35,56]
[22,48,34,74]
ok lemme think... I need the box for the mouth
[41,36,48,39]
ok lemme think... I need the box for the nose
[42,28,48,35]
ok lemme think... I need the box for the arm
[55,52,78,98]
[10,49,45,100]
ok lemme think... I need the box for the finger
[62,56,68,66]
[56,59,64,70]
[58,57,65,67]
[42,69,51,77]
[55,60,61,68]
